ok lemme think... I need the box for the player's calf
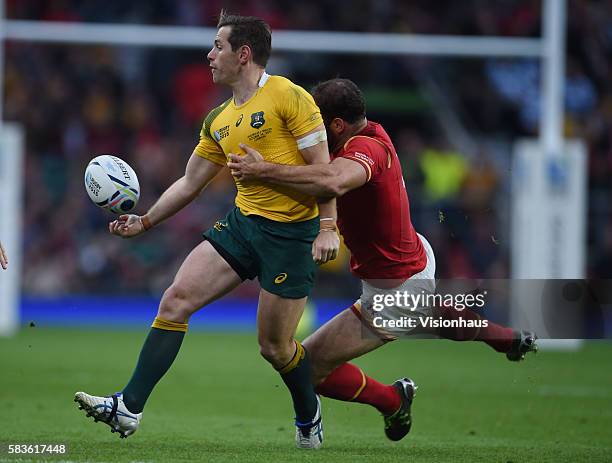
[268,340,321,445]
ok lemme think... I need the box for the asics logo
[314,422,323,442]
[274,273,288,284]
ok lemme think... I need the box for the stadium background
[1,1,611,462]
[8,0,612,294]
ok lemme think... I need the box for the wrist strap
[140,215,153,231]
[320,216,337,233]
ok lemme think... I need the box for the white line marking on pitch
[537,385,612,398]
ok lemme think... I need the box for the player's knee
[158,284,197,323]
[259,339,293,368]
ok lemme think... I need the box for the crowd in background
[3,0,612,297]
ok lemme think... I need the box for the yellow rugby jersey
[194,73,324,223]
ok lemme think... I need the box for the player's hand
[109,214,146,238]
[227,143,266,181]
[312,230,339,265]
[0,241,8,270]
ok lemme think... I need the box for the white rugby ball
[84,155,140,214]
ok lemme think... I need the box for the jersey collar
[258,71,270,88]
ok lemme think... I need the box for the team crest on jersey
[250,111,265,129]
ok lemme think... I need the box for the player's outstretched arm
[228,144,367,199]
[0,240,8,270]
[109,154,224,238]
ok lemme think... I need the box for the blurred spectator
[419,145,467,202]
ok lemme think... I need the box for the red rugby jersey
[333,121,426,279]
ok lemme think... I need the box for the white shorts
[356,233,437,338]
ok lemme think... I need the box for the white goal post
[0,123,24,336]
[0,0,581,341]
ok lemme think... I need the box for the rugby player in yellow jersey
[74,12,339,449]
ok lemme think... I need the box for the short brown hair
[311,79,366,126]
[217,11,271,67]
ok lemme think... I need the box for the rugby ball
[84,155,140,214]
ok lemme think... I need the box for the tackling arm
[263,157,366,199]
[229,149,367,199]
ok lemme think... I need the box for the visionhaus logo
[371,314,490,331]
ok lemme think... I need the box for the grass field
[1,327,612,462]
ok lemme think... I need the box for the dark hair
[217,10,271,67]
[311,78,366,126]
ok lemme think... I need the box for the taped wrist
[140,215,153,231]
[320,217,337,232]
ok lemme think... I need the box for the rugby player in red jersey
[229,78,537,441]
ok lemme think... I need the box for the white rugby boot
[74,391,142,438]
[295,395,323,449]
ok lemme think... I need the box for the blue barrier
[20,296,353,331]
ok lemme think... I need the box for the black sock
[122,319,187,413]
[279,341,318,425]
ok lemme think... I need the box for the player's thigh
[257,289,307,346]
[162,240,242,314]
[304,308,385,379]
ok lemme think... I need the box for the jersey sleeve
[341,137,389,182]
[194,110,226,166]
[278,82,324,138]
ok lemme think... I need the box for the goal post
[0,123,24,336]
